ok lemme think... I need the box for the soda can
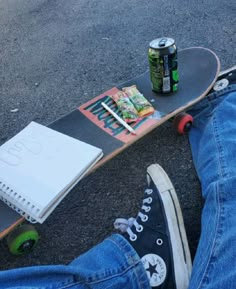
[148,37,178,93]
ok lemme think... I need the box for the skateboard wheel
[7,224,39,255]
[174,113,193,135]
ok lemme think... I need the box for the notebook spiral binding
[0,181,37,223]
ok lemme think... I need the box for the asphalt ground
[0,0,235,270]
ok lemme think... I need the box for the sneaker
[212,65,236,92]
[114,164,192,289]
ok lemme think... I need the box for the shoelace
[114,189,153,241]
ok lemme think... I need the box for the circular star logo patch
[141,253,167,287]
[213,78,229,91]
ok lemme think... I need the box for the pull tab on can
[159,38,167,47]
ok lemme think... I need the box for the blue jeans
[188,84,236,289]
[1,85,236,289]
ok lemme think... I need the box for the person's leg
[0,164,191,289]
[0,234,148,289]
[187,69,236,289]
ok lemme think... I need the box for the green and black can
[148,37,178,93]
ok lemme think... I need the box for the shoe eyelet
[141,215,148,222]
[156,238,163,246]
[147,197,152,204]
[144,206,151,212]
[136,225,143,232]
[130,234,137,241]
[145,189,153,195]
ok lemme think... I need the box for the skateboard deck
[0,47,221,244]
[49,47,220,160]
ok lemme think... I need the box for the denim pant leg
[0,234,149,289]
[188,85,236,289]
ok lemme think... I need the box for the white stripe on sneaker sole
[147,164,192,289]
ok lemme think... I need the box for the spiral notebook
[0,122,103,223]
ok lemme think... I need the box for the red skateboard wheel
[174,112,193,135]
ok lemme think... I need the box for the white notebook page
[0,122,103,220]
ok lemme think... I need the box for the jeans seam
[195,111,225,289]
[59,262,145,288]
[213,113,226,179]
[207,85,236,101]
[108,236,140,266]
[59,282,90,289]
[108,237,148,289]
[196,182,221,289]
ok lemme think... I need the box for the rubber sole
[219,65,236,77]
[147,164,192,289]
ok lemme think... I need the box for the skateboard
[0,47,221,255]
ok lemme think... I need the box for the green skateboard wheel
[7,224,39,255]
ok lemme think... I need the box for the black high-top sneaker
[114,164,192,289]
[212,65,236,92]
